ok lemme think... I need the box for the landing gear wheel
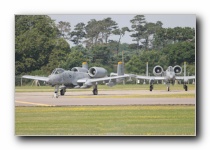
[60,89,66,96]
[184,85,188,91]
[54,92,59,98]
[93,89,98,95]
[167,87,170,91]
[53,85,59,98]
[149,85,153,91]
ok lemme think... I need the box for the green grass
[15,105,195,136]
[15,84,195,92]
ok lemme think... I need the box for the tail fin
[117,61,124,75]
[82,62,88,70]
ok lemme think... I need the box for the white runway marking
[15,100,54,106]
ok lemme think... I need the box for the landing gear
[149,80,154,91]
[149,85,153,91]
[54,85,59,98]
[60,88,66,96]
[183,84,188,91]
[93,84,98,95]
[167,83,170,92]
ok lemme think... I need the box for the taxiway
[15,90,196,106]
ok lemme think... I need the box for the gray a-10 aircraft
[135,64,195,91]
[22,62,130,98]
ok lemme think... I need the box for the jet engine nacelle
[71,67,88,73]
[153,65,163,76]
[88,67,107,78]
[173,65,182,75]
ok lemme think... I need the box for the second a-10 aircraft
[22,62,131,98]
[110,62,195,92]
[135,63,195,91]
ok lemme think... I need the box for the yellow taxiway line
[15,101,54,106]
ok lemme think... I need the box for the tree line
[15,15,195,79]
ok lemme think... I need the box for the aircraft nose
[169,74,175,80]
[48,75,53,84]
[48,75,58,85]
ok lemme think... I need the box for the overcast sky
[49,14,196,45]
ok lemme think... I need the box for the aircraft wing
[77,74,130,85]
[136,75,165,80]
[22,75,49,82]
[176,76,195,80]
[111,73,165,81]
[110,72,136,77]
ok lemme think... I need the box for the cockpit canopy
[51,68,65,75]
[167,66,174,72]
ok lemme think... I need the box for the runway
[15,90,196,106]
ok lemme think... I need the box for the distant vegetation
[15,15,195,80]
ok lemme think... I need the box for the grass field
[15,105,195,136]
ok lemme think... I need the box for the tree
[60,50,86,70]
[90,45,111,65]
[15,15,70,75]
[43,38,71,73]
[130,15,146,50]
[71,22,86,45]
[84,19,101,47]
[126,50,162,74]
[84,18,119,47]
[112,27,130,55]
[57,21,71,40]
[143,22,157,50]
[100,17,118,43]
[162,41,195,66]
[154,27,195,50]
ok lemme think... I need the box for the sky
[49,14,196,45]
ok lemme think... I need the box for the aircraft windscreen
[167,66,173,72]
[51,68,65,75]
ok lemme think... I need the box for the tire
[167,87,170,91]
[185,85,188,91]
[149,85,153,91]
[93,89,98,95]
[60,89,65,96]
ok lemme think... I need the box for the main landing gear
[53,85,66,98]
[93,84,98,95]
[150,85,153,91]
[149,80,154,91]
[183,84,188,91]
[60,88,66,96]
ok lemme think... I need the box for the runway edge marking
[15,100,55,106]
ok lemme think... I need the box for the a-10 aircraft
[22,62,130,98]
[135,64,195,91]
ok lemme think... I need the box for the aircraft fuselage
[164,66,176,84]
[48,71,90,86]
